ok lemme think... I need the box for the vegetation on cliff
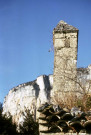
[0,103,18,135]
[0,104,39,135]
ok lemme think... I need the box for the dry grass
[53,91,91,111]
[76,94,91,111]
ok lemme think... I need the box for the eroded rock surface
[3,75,53,125]
[3,66,91,125]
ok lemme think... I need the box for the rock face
[77,65,91,94]
[53,21,78,100]
[2,20,91,127]
[3,66,91,125]
[3,75,53,125]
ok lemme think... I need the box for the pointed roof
[53,20,78,33]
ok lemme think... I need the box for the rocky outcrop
[2,66,91,125]
[77,65,91,94]
[3,75,53,125]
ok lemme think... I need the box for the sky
[0,0,91,103]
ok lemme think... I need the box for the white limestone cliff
[2,66,91,125]
[3,75,53,125]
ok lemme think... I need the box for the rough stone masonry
[53,20,79,100]
[3,21,91,127]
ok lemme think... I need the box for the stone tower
[53,20,78,101]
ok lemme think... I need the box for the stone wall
[53,21,78,100]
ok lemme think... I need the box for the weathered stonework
[2,21,91,134]
[53,21,78,100]
[3,66,91,126]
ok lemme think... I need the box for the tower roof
[53,20,78,33]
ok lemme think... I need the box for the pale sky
[0,0,91,102]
